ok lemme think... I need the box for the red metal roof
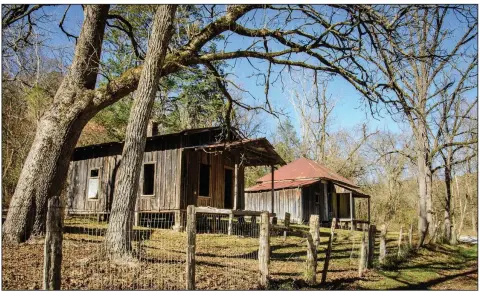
[256,157,358,188]
[245,179,319,192]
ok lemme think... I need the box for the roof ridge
[256,157,357,188]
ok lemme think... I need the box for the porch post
[233,163,239,210]
[271,165,275,214]
[350,192,354,231]
[323,182,328,220]
[367,196,371,224]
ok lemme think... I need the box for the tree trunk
[443,161,452,242]
[104,5,177,256]
[416,150,430,246]
[415,120,433,247]
[3,5,110,243]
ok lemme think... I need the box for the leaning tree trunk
[104,5,177,256]
[2,5,110,243]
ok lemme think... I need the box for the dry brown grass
[2,221,477,290]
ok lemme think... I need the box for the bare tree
[433,86,477,242]
[286,71,337,162]
[104,5,177,256]
[350,5,477,245]
[366,131,414,223]
[4,4,374,242]
[4,5,476,245]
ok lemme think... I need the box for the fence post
[284,212,290,228]
[305,215,320,284]
[397,225,403,258]
[321,218,336,284]
[186,205,196,290]
[174,210,185,232]
[310,215,320,247]
[379,224,387,264]
[305,233,316,284]
[408,224,413,247]
[258,211,270,288]
[367,224,376,268]
[43,196,63,290]
[228,213,234,235]
[358,224,367,277]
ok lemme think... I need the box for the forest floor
[2,219,477,290]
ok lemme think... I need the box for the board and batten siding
[244,181,355,224]
[244,188,304,224]
[66,155,119,213]
[135,148,182,211]
[182,150,244,209]
[66,148,182,213]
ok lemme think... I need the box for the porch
[329,190,370,230]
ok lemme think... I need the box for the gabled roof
[246,157,362,192]
[71,126,284,167]
[183,138,285,166]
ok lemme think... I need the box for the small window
[199,163,210,197]
[143,163,155,195]
[314,191,320,204]
[87,168,100,199]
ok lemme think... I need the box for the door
[224,168,233,209]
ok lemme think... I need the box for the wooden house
[65,126,284,228]
[244,157,370,229]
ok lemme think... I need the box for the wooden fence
[39,197,389,290]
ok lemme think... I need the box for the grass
[2,220,477,290]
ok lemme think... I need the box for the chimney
[147,120,159,136]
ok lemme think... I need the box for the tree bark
[3,5,110,243]
[443,159,452,242]
[415,121,433,247]
[2,4,260,244]
[104,5,177,256]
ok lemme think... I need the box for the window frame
[86,167,100,201]
[142,162,156,197]
[224,165,235,208]
[198,163,211,198]
[314,191,321,204]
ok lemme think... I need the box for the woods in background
[2,4,477,249]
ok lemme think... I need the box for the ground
[2,218,477,290]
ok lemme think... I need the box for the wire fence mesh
[2,206,265,290]
[194,212,261,290]
[62,209,187,290]
[3,207,188,290]
[2,204,390,290]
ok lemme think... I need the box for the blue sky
[38,5,477,141]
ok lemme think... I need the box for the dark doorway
[224,168,233,209]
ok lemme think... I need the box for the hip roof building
[245,157,370,228]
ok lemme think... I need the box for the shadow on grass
[268,276,363,290]
[386,268,478,290]
[64,226,154,241]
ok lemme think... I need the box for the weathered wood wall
[66,127,265,214]
[337,193,351,218]
[66,155,119,213]
[301,183,323,223]
[135,148,182,211]
[244,181,354,223]
[182,150,244,209]
[245,188,303,223]
[66,148,182,213]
